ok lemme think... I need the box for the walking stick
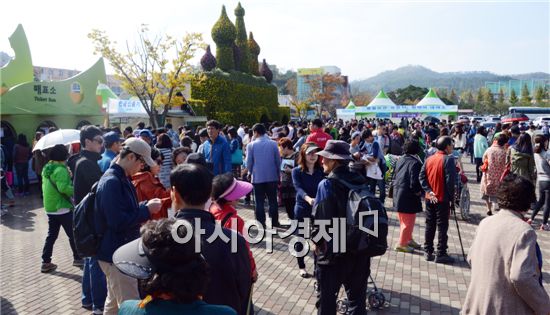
[450,202,469,266]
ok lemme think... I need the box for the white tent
[367,90,396,107]
[416,88,447,106]
[107,99,149,118]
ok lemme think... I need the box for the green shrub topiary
[191,69,279,125]
[212,5,236,71]
[234,2,250,73]
[248,32,260,76]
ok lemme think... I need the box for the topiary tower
[260,59,273,83]
[234,2,250,73]
[232,43,241,72]
[211,5,237,71]
[248,32,260,75]
[200,45,217,71]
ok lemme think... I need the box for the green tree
[88,25,204,128]
[535,85,545,105]
[449,89,458,105]
[495,88,508,114]
[459,90,474,108]
[482,88,495,113]
[387,85,428,104]
[520,84,532,106]
[509,89,519,106]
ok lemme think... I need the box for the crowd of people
[1,116,549,314]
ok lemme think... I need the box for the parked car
[484,116,501,123]
[533,116,550,127]
[481,122,497,130]
[470,116,484,124]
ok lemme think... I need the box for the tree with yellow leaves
[88,25,204,128]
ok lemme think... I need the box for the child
[209,173,258,283]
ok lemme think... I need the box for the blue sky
[1,0,548,80]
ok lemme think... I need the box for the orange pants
[397,212,417,247]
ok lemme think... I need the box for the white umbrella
[32,129,81,152]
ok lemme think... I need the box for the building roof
[367,90,396,106]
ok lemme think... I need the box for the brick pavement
[1,160,549,314]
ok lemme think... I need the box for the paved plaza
[1,160,549,315]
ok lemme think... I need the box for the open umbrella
[424,116,440,124]
[96,83,118,107]
[32,129,81,152]
[501,113,529,123]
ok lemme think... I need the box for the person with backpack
[313,140,386,315]
[92,138,161,315]
[40,144,82,273]
[419,136,456,264]
[69,125,107,315]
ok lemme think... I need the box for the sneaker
[395,245,414,253]
[408,240,422,250]
[486,211,493,216]
[92,308,104,315]
[424,252,435,261]
[81,304,93,311]
[299,269,309,278]
[72,259,85,268]
[540,223,550,231]
[435,254,455,264]
[41,262,57,273]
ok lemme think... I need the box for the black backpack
[333,178,388,257]
[73,182,102,257]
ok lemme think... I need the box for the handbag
[480,159,489,172]
[231,148,243,165]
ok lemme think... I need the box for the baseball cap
[103,131,124,146]
[305,144,321,155]
[351,131,361,140]
[139,129,154,139]
[123,138,155,167]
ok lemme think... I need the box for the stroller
[336,274,386,313]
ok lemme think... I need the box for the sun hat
[112,222,204,280]
[218,178,253,201]
[123,138,155,167]
[316,140,353,161]
[304,144,321,155]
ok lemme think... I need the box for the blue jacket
[246,135,281,184]
[203,136,232,175]
[174,209,251,315]
[97,149,116,173]
[291,166,324,219]
[95,164,150,262]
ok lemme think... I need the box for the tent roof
[346,100,356,109]
[416,88,446,106]
[367,90,396,106]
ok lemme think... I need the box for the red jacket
[306,130,333,149]
[131,172,171,220]
[209,202,257,277]
[419,151,456,203]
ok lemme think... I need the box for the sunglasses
[92,137,104,145]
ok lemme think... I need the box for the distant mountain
[352,65,549,93]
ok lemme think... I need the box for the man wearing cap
[139,129,154,146]
[313,140,381,315]
[164,123,180,148]
[98,131,124,173]
[95,137,162,315]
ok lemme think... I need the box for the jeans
[14,162,29,193]
[367,177,386,205]
[474,158,483,182]
[424,202,450,256]
[42,212,80,263]
[532,181,550,225]
[316,253,370,315]
[253,182,279,226]
[82,257,107,312]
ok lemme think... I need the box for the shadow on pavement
[0,209,36,232]
[380,289,462,314]
[50,270,82,283]
[0,296,18,315]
